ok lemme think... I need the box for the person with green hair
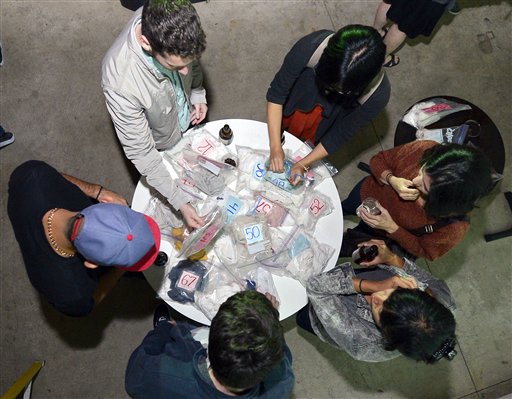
[125,291,294,398]
[266,25,389,184]
[341,140,494,260]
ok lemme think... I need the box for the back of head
[421,143,493,218]
[315,25,385,107]
[142,0,206,58]
[380,288,456,363]
[208,291,284,391]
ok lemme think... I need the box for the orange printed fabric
[282,105,323,143]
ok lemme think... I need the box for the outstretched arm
[61,173,128,205]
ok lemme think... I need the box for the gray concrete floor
[1,1,511,398]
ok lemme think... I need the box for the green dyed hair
[315,24,385,107]
[420,143,493,218]
[208,291,284,391]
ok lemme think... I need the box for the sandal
[383,53,400,68]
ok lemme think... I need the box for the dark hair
[421,143,493,218]
[314,25,385,108]
[141,0,206,58]
[208,291,284,391]
[380,288,457,363]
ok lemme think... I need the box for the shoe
[448,2,461,15]
[153,302,172,328]
[383,53,400,68]
[0,128,15,149]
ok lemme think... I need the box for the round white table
[132,119,343,325]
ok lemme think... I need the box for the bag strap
[409,215,470,237]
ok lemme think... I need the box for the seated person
[341,141,493,260]
[7,160,161,317]
[125,291,295,398]
[266,25,390,184]
[297,240,457,363]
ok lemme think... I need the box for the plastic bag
[195,263,245,320]
[249,193,289,227]
[290,142,338,180]
[264,158,308,194]
[235,146,269,192]
[177,207,225,258]
[143,188,186,230]
[167,259,208,303]
[402,98,472,129]
[197,188,252,224]
[231,215,273,265]
[244,267,280,307]
[292,190,334,231]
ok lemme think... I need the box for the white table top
[132,119,343,325]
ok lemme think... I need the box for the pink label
[177,270,200,291]
[255,198,273,214]
[308,197,326,217]
[180,178,196,188]
[421,103,452,113]
[193,137,216,156]
[190,224,219,253]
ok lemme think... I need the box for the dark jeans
[341,177,366,215]
[295,303,317,336]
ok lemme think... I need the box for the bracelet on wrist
[385,172,394,185]
[358,278,366,294]
[95,185,103,201]
[297,161,309,172]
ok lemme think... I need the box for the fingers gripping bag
[263,158,309,195]
[292,189,334,231]
[244,267,280,308]
[143,188,189,231]
[195,263,245,320]
[290,142,338,182]
[167,259,208,303]
[235,146,269,192]
[197,188,252,225]
[177,207,226,259]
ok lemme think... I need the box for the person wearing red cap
[7,160,161,317]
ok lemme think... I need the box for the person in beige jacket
[102,0,207,229]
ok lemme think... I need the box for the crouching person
[297,240,457,363]
[125,291,295,398]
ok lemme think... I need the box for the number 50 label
[244,224,263,245]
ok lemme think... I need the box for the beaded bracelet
[95,185,103,201]
[297,161,309,172]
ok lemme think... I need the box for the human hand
[359,201,399,234]
[97,188,128,206]
[190,103,208,125]
[265,292,280,309]
[388,176,419,201]
[179,203,205,230]
[288,162,306,186]
[269,146,285,172]
[356,239,405,268]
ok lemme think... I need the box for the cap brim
[123,215,161,272]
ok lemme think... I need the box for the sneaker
[448,2,461,15]
[0,129,15,149]
[153,302,172,328]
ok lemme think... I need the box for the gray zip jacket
[306,260,456,362]
[101,8,206,210]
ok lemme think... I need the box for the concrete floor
[1,1,511,398]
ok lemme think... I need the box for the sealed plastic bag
[167,259,208,303]
[177,207,225,258]
[231,215,273,265]
[235,146,269,192]
[292,190,334,231]
[249,193,289,227]
[195,263,245,320]
[143,188,187,230]
[264,158,308,194]
[244,267,280,307]
[402,98,472,129]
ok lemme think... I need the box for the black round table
[394,96,505,174]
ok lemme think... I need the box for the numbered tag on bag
[192,136,216,157]
[254,197,273,215]
[308,196,326,217]
[225,195,242,222]
[177,270,200,292]
[252,162,266,180]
